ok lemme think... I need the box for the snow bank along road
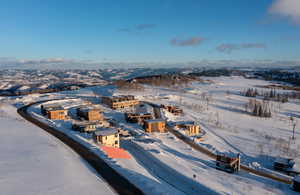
[146,101,293,185]
[17,100,143,195]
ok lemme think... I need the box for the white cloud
[269,0,300,24]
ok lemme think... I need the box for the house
[72,121,97,133]
[216,153,240,173]
[125,112,153,123]
[41,104,67,120]
[77,107,103,121]
[292,175,300,192]
[102,95,139,109]
[144,119,166,133]
[93,128,119,148]
[176,122,200,136]
[161,104,183,115]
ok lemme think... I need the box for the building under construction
[216,153,240,173]
[176,122,200,136]
[125,112,153,123]
[144,119,166,133]
[161,104,183,115]
[102,95,139,109]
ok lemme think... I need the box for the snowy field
[0,101,115,195]
[1,75,300,194]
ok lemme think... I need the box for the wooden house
[144,119,166,133]
[216,153,240,173]
[184,124,200,136]
[77,107,103,121]
[125,112,153,123]
[102,95,139,109]
[161,104,183,115]
[93,128,119,148]
[72,122,97,133]
[41,104,67,120]
[176,122,200,136]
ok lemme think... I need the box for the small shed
[144,119,166,133]
[93,128,119,148]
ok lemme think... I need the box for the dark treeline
[242,88,300,102]
[254,70,300,86]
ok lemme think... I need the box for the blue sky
[0,0,300,68]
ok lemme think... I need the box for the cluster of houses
[40,96,300,191]
[41,104,120,148]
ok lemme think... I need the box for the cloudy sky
[0,0,300,68]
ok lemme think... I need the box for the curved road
[17,100,144,195]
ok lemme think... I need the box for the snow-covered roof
[145,119,165,123]
[94,128,117,136]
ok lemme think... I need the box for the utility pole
[290,116,297,140]
[292,123,296,140]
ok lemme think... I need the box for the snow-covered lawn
[0,102,115,195]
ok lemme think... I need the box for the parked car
[273,157,300,176]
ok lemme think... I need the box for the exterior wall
[73,124,96,132]
[111,100,139,109]
[87,111,103,121]
[144,121,166,133]
[186,125,200,136]
[95,133,119,148]
[77,109,103,121]
[102,97,139,109]
[125,113,152,123]
[47,110,66,120]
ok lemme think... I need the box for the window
[115,134,118,138]
[115,141,118,145]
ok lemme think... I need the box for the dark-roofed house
[77,107,103,121]
[41,104,67,120]
[93,128,119,148]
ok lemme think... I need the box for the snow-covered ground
[1,75,300,194]
[0,102,115,195]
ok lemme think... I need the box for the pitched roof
[94,128,118,136]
